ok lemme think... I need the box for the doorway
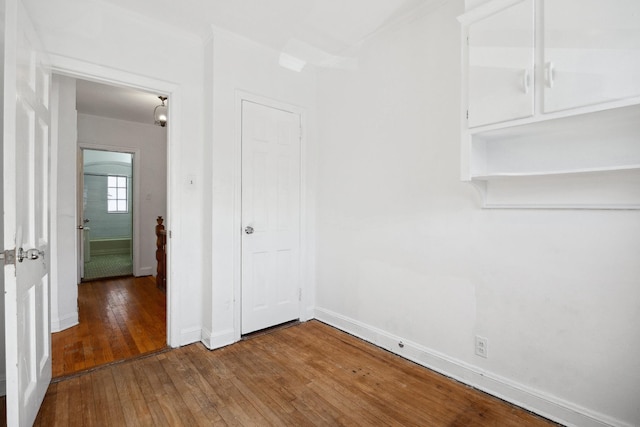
[80,149,134,281]
[50,75,170,377]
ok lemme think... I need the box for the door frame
[233,90,311,341]
[78,145,141,277]
[48,55,180,347]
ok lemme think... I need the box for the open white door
[241,100,301,334]
[77,148,84,281]
[3,1,52,425]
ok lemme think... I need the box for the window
[107,175,128,213]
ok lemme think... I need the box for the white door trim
[48,54,181,347]
[233,90,309,341]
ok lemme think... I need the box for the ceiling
[75,79,165,125]
[100,0,433,55]
[74,0,437,123]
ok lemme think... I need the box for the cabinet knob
[522,69,531,94]
[545,62,555,89]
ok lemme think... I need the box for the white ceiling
[75,79,166,125]
[74,0,436,123]
[100,0,432,54]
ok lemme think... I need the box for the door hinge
[466,110,469,120]
[298,288,302,301]
[466,35,469,46]
[1,249,16,266]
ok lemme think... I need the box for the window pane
[118,176,127,187]
[117,188,127,199]
[117,200,127,212]
[108,176,117,187]
[108,200,117,212]
[107,190,115,200]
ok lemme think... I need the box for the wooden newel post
[155,216,167,291]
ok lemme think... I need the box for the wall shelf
[458,0,640,209]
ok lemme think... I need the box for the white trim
[314,307,633,427]
[48,54,181,348]
[233,90,309,340]
[179,326,204,347]
[201,327,235,350]
[50,312,79,333]
[137,266,154,276]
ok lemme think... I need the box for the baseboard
[201,327,235,350]
[90,249,130,256]
[136,266,153,277]
[314,307,631,427]
[51,311,79,333]
[179,326,203,347]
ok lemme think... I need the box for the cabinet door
[467,0,535,128]
[543,0,640,113]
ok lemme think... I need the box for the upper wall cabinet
[467,0,534,127]
[543,0,640,113]
[458,0,640,209]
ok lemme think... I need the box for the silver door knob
[244,226,254,234]
[18,248,44,262]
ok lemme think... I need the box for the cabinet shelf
[471,164,640,181]
[459,0,640,209]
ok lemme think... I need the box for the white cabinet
[467,0,534,127]
[543,0,640,113]
[458,0,640,209]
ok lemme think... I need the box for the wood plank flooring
[36,321,557,426]
[52,275,167,378]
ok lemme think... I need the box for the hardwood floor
[52,275,167,378]
[36,321,557,426]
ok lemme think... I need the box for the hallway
[52,276,167,378]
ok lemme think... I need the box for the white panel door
[241,101,301,335]
[467,0,535,127]
[3,1,52,425]
[543,0,640,113]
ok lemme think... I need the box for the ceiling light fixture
[154,96,168,127]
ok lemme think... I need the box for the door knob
[244,226,254,235]
[18,248,44,262]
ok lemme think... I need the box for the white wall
[78,113,166,275]
[50,75,79,333]
[314,2,640,427]
[202,30,318,347]
[24,0,205,345]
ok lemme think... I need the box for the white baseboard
[51,311,79,333]
[179,326,203,347]
[136,266,154,277]
[314,307,631,427]
[201,327,235,350]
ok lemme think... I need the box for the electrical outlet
[475,336,488,358]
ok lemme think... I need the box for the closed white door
[3,1,52,425]
[241,100,301,334]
